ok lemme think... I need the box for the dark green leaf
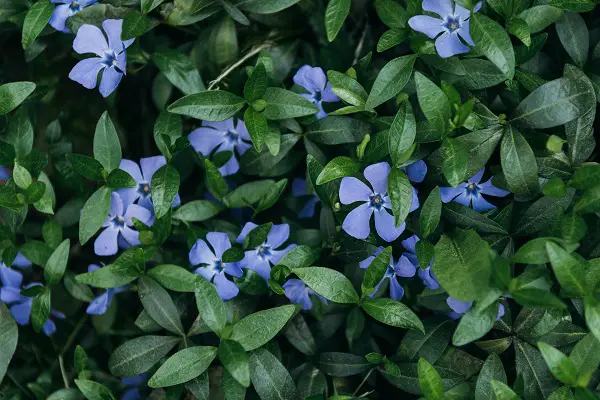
[362,297,425,333]
[0,82,36,115]
[79,186,111,246]
[500,125,539,201]
[43,239,70,285]
[168,90,245,121]
[219,340,250,387]
[470,13,515,79]
[262,87,318,120]
[292,267,359,304]
[366,55,417,108]
[150,164,180,219]
[325,0,350,42]
[148,346,218,387]
[108,336,180,377]
[22,0,53,50]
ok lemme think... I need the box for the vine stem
[352,368,374,396]
[207,42,273,90]
[59,355,70,388]
[60,314,89,357]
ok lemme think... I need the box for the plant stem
[59,354,70,388]
[352,368,374,397]
[207,42,273,90]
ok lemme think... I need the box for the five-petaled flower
[440,167,510,211]
[401,235,439,290]
[188,119,252,176]
[0,264,65,335]
[408,0,481,58]
[189,232,243,300]
[282,279,327,310]
[292,178,320,218]
[117,156,182,214]
[360,247,416,300]
[85,264,127,315]
[339,161,426,242]
[69,19,134,97]
[446,296,505,320]
[49,0,97,33]
[293,65,340,119]
[236,223,296,280]
[95,192,153,256]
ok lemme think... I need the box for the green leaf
[292,267,359,304]
[570,333,600,386]
[22,0,53,50]
[255,178,287,213]
[362,246,392,295]
[417,358,444,400]
[138,276,184,336]
[305,116,370,145]
[545,242,586,297]
[31,288,50,333]
[475,354,507,400]
[230,305,295,351]
[121,11,152,40]
[389,101,416,166]
[326,70,368,106]
[172,200,222,222]
[108,335,180,377]
[500,125,539,201]
[515,339,559,399]
[194,276,226,335]
[538,342,577,385]
[316,156,360,185]
[107,168,136,189]
[244,63,267,102]
[491,380,519,400]
[249,348,297,400]
[377,28,409,52]
[243,222,272,249]
[262,87,318,120]
[148,346,218,388]
[362,297,425,333]
[387,167,412,227]
[66,154,105,181]
[153,52,204,95]
[150,164,180,219]
[319,352,372,376]
[0,303,18,383]
[93,112,121,173]
[414,72,451,135]
[74,345,88,374]
[397,316,454,363]
[238,0,301,14]
[204,158,229,199]
[366,55,417,108]
[325,0,350,42]
[452,301,498,346]
[6,108,33,159]
[275,246,318,269]
[440,138,467,187]
[0,82,36,115]
[442,202,507,235]
[570,164,600,189]
[507,17,531,46]
[79,186,112,245]
[220,0,250,25]
[74,380,116,400]
[244,106,269,152]
[153,112,182,160]
[141,0,165,13]
[574,187,600,214]
[12,162,31,189]
[43,239,70,285]
[518,5,562,33]
[167,90,246,122]
[555,12,588,68]
[219,340,250,387]
[185,372,210,400]
[146,265,196,292]
[470,13,515,79]
[420,187,441,238]
[510,288,567,310]
[374,0,407,28]
[76,256,144,288]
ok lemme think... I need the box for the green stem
[207,42,273,90]
[352,368,374,397]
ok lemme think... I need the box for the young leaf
[361,246,392,295]
[414,72,451,135]
[537,342,577,385]
[93,112,122,173]
[262,88,318,120]
[31,288,50,333]
[316,156,360,185]
[417,358,444,400]
[74,380,116,400]
[150,163,180,219]
[387,167,412,227]
[389,101,416,166]
[44,239,70,285]
[244,107,269,152]
[244,63,268,102]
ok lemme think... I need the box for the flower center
[466,182,480,195]
[212,259,224,273]
[369,193,385,211]
[137,182,151,198]
[102,50,119,68]
[444,16,461,32]
[313,90,322,102]
[256,244,272,259]
[224,129,239,144]
[69,1,81,12]
[112,216,125,228]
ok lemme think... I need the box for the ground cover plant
[1,0,600,398]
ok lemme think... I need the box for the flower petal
[447,297,472,314]
[471,193,496,212]
[440,186,463,203]
[86,292,111,315]
[99,66,123,98]
[374,208,405,242]
[10,301,32,325]
[120,226,141,246]
[218,154,239,176]
[458,20,475,45]
[394,255,417,277]
[419,267,440,290]
[293,65,324,93]
[283,279,312,310]
[188,127,226,156]
[321,82,340,103]
[422,0,453,16]
[404,160,428,183]
[110,192,124,218]
[224,263,243,278]
[478,178,511,197]
[292,178,308,196]
[69,58,104,89]
[242,255,271,280]
[339,177,372,204]
[42,318,57,336]
[410,186,420,212]
[207,232,231,258]
[266,224,290,249]
[0,264,23,288]
[389,277,405,301]
[435,31,470,58]
[364,162,391,194]
[73,24,108,56]
[270,244,296,265]
[236,222,259,244]
[408,15,445,39]
[213,273,239,300]
[189,239,215,266]
[342,203,374,239]
[94,227,119,256]
[124,204,152,226]
[49,4,72,33]
[469,168,485,184]
[119,159,143,183]
[140,156,167,182]
[102,19,132,51]
[401,235,420,254]
[194,266,216,281]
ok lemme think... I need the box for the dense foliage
[1,0,600,398]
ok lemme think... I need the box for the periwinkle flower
[188,119,252,176]
[86,264,127,315]
[339,161,425,242]
[293,65,340,119]
[117,156,181,213]
[189,232,243,300]
[440,167,510,212]
[69,19,134,98]
[408,0,481,58]
[0,264,65,335]
[401,235,439,290]
[236,223,296,280]
[49,0,97,33]
[359,247,417,300]
[94,192,153,256]
[447,296,505,320]
[282,279,327,311]
[0,165,10,184]
[292,178,320,219]
[11,253,32,269]
[121,374,147,400]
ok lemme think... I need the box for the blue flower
[0,264,65,335]
[293,65,340,119]
[292,178,320,218]
[69,19,134,98]
[440,167,510,212]
[236,223,296,280]
[49,0,97,33]
[117,156,181,214]
[189,232,243,300]
[85,264,127,315]
[359,247,417,300]
[121,374,147,400]
[446,296,505,320]
[401,235,439,290]
[408,0,481,58]
[0,165,10,183]
[11,253,32,269]
[188,119,252,176]
[282,279,327,310]
[94,192,153,256]
[339,161,426,242]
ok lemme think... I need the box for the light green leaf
[292,267,359,304]
[470,13,515,79]
[22,0,53,50]
[194,276,226,335]
[387,167,412,227]
[0,303,18,383]
[79,186,111,246]
[327,70,368,106]
[43,239,70,285]
[153,52,204,95]
[414,72,451,135]
[244,63,267,102]
[440,138,467,188]
[262,87,318,120]
[538,342,577,385]
[74,380,116,400]
[219,340,250,387]
[316,156,360,185]
[325,0,350,42]
[417,358,444,400]
[93,112,121,173]
[167,90,245,121]
[362,297,424,333]
[0,82,36,115]
[389,101,416,166]
[366,55,417,108]
[545,241,586,297]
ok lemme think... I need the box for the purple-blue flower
[49,0,97,33]
[0,165,10,184]
[282,279,327,311]
[401,235,439,290]
[85,264,127,315]
[0,264,65,336]
[408,0,481,58]
[117,156,181,214]
[121,374,147,400]
[440,167,510,212]
[359,247,417,300]
[188,119,252,176]
[69,19,134,98]
[339,161,425,242]
[94,192,153,256]
[11,253,32,269]
[292,178,320,218]
[189,232,243,300]
[293,65,340,119]
[236,223,296,280]
[447,296,505,320]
